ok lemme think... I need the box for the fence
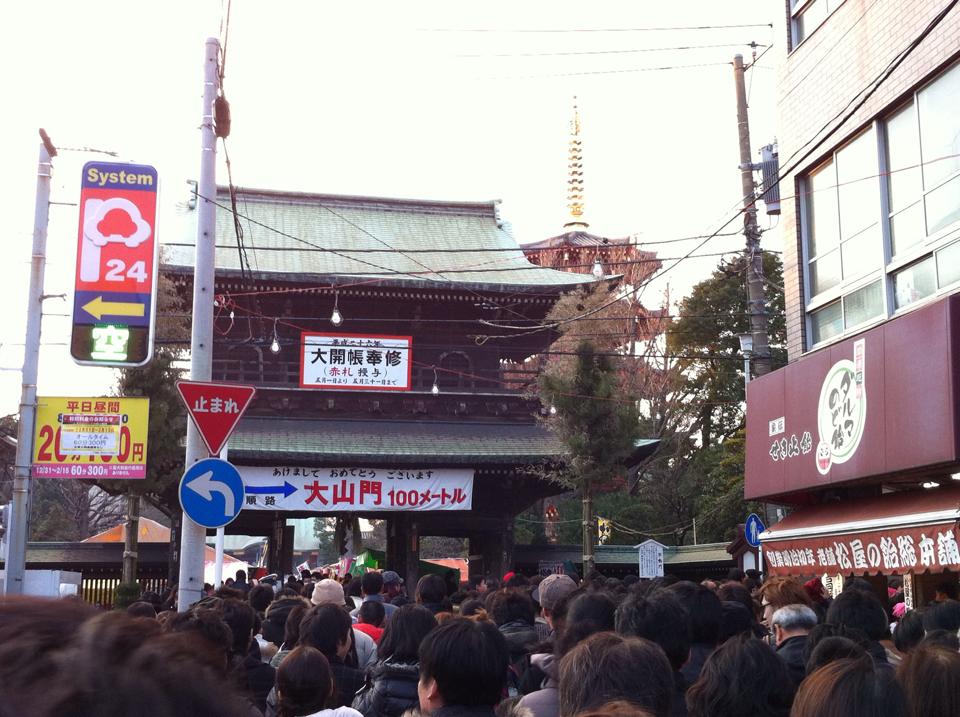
[81,573,169,610]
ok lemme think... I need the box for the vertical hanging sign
[70,161,159,367]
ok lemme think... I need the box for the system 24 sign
[71,161,159,367]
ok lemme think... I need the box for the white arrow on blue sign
[745,513,766,548]
[179,458,245,529]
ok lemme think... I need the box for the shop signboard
[31,397,149,479]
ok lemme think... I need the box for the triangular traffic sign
[176,380,256,456]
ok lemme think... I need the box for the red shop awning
[759,485,960,577]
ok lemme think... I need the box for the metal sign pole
[4,131,56,595]
[177,37,220,611]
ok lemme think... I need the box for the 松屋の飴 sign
[300,333,412,391]
[32,397,149,479]
[238,466,473,512]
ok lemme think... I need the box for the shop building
[745,1,960,605]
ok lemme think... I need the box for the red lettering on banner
[333,480,355,505]
[359,480,382,506]
[304,481,329,505]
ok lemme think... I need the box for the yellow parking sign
[32,397,149,479]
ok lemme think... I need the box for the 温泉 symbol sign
[179,458,245,528]
[816,339,867,475]
[71,161,159,367]
[31,397,149,479]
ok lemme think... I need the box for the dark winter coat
[775,634,808,689]
[352,660,420,717]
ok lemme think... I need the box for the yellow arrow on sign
[82,296,145,320]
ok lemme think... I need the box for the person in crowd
[931,581,959,602]
[825,588,891,664]
[802,577,830,620]
[164,605,234,674]
[250,584,276,617]
[275,645,363,717]
[531,574,578,640]
[354,600,386,644]
[768,604,818,688]
[717,581,760,624]
[271,603,309,668]
[922,598,960,633]
[478,576,500,595]
[718,601,755,642]
[234,569,252,596]
[416,574,451,615]
[382,571,405,602]
[757,577,811,629]
[805,636,868,675]
[520,591,616,717]
[489,588,539,685]
[219,598,277,713]
[353,604,438,717]
[897,644,960,717]
[558,632,673,717]
[294,604,365,707]
[351,571,398,622]
[417,618,509,717]
[892,608,925,655]
[790,655,906,717]
[263,597,309,653]
[127,601,158,618]
[346,578,364,610]
[615,588,692,717]
[459,598,490,620]
[575,702,655,717]
[311,579,378,668]
[920,629,960,651]
[667,582,722,686]
[685,634,792,717]
[0,601,254,717]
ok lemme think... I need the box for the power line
[457,42,766,58]
[487,61,731,80]
[419,23,774,33]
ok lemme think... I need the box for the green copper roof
[229,417,564,465]
[163,188,601,292]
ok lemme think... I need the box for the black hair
[555,591,617,658]
[805,636,868,674]
[247,584,274,614]
[893,609,925,654]
[419,618,508,706]
[685,635,793,717]
[282,604,307,649]
[934,581,959,600]
[127,602,157,619]
[346,577,363,598]
[668,581,722,646]
[505,573,529,588]
[361,571,384,596]
[164,608,233,670]
[261,598,306,648]
[276,646,333,717]
[416,574,448,605]
[379,603,438,663]
[358,600,385,628]
[922,599,960,633]
[460,598,486,618]
[298,604,351,658]
[615,588,691,672]
[825,589,889,641]
[235,570,247,581]
[489,589,536,627]
[217,599,258,656]
[920,629,960,651]
[719,601,755,642]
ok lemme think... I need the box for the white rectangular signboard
[239,466,474,512]
[300,333,412,391]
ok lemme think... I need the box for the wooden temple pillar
[266,515,294,577]
[386,514,420,591]
[469,520,515,582]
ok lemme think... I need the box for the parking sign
[70,161,159,366]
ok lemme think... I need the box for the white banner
[239,466,474,512]
[300,333,412,391]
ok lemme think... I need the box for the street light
[738,333,754,394]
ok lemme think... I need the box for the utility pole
[733,54,771,378]
[4,130,56,595]
[177,37,220,611]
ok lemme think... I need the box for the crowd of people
[1,565,959,717]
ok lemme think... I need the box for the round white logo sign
[815,359,867,475]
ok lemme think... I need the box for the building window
[791,0,846,47]
[805,129,882,299]
[801,60,960,350]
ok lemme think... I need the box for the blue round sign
[179,458,245,529]
[745,513,766,549]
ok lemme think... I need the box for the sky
[0,0,782,415]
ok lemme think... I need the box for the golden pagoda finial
[564,96,588,230]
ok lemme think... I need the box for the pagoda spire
[564,97,588,230]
